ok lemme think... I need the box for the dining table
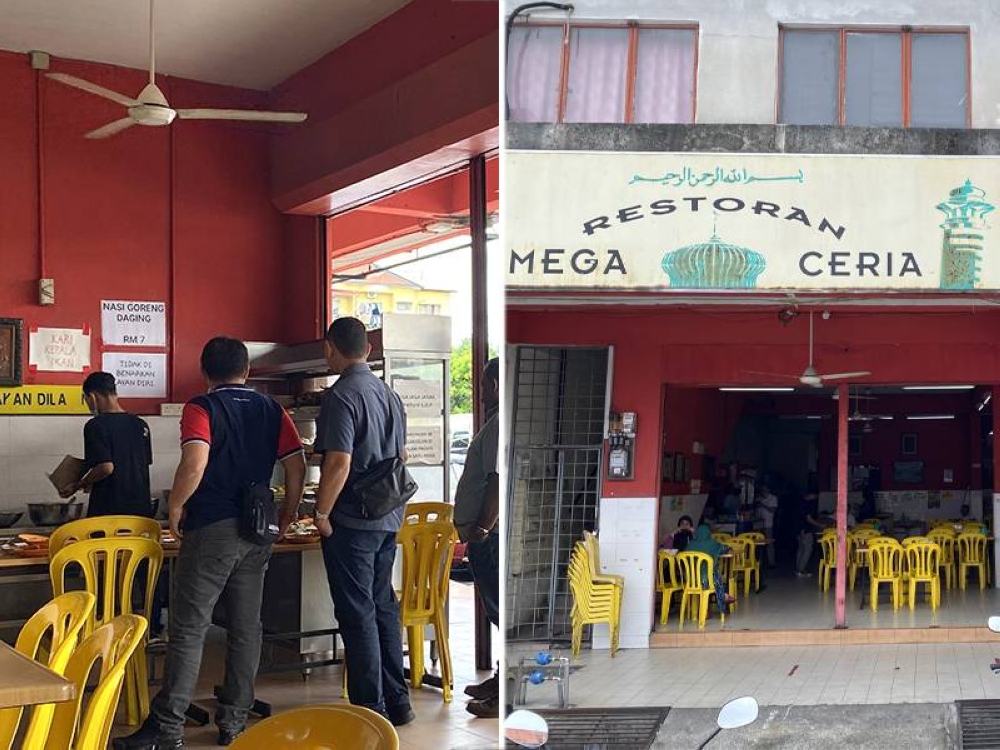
[0,641,74,710]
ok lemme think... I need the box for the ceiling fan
[747,311,872,388]
[46,0,307,139]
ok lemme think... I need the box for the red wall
[507,306,1000,498]
[0,51,310,408]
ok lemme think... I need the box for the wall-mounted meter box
[606,409,635,480]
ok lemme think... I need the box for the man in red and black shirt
[116,337,305,750]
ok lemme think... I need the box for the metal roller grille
[958,700,1000,749]
[504,707,671,749]
[506,346,609,645]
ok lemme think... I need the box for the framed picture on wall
[901,433,918,456]
[893,460,924,484]
[0,318,23,387]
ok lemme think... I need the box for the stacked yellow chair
[0,592,95,750]
[47,515,162,557]
[656,550,683,627]
[49,533,163,726]
[567,543,621,658]
[735,532,763,593]
[397,517,457,702]
[868,538,904,612]
[44,614,148,750]
[582,531,625,589]
[230,705,399,750]
[848,528,881,590]
[958,532,990,590]
[905,541,942,612]
[676,551,722,629]
[927,527,957,590]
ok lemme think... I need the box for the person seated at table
[686,524,736,614]
[668,515,695,551]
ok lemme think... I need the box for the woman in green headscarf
[686,524,736,614]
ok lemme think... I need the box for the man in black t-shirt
[59,372,153,518]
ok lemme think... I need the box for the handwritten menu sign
[101,352,167,398]
[101,301,166,347]
[393,379,443,419]
[405,425,443,465]
[28,327,91,372]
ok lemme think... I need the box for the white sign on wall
[405,425,443,465]
[101,301,166,347]
[507,151,1000,292]
[28,327,91,372]
[101,353,167,398]
[393,379,443,419]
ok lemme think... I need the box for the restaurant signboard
[507,151,1000,292]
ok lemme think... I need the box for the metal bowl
[0,512,22,528]
[27,502,84,527]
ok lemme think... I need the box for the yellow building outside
[332,269,453,329]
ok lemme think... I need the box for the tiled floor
[508,640,1000,710]
[654,567,1000,631]
[112,582,499,749]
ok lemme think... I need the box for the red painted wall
[661,387,746,494]
[0,51,304,408]
[507,306,1000,498]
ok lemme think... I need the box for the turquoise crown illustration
[661,230,766,289]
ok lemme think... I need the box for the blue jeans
[467,530,499,627]
[321,525,410,714]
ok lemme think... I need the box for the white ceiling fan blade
[175,109,308,123]
[47,73,138,107]
[85,118,137,139]
[820,371,873,381]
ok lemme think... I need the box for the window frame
[510,19,699,124]
[777,25,971,128]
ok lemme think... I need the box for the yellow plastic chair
[397,518,456,702]
[852,524,878,533]
[868,538,903,612]
[962,520,987,533]
[44,614,148,750]
[927,529,957,589]
[817,534,845,593]
[902,536,931,547]
[676,551,723,629]
[400,502,453,526]
[958,532,990,590]
[657,551,683,627]
[735,533,763,593]
[567,549,620,657]
[711,532,734,545]
[230,704,399,750]
[905,542,942,612]
[848,530,881,590]
[48,515,162,557]
[50,537,163,727]
[726,539,752,601]
[0,592,95,750]
[582,531,626,589]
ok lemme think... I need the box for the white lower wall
[592,497,658,651]
[0,415,181,519]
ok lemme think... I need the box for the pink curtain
[507,26,563,122]
[633,29,696,124]
[564,28,630,123]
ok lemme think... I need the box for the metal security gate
[506,346,610,644]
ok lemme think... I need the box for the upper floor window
[507,23,697,124]
[780,27,969,128]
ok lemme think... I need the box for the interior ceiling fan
[748,311,872,388]
[46,0,307,139]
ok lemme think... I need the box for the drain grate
[958,700,1000,749]
[505,707,670,749]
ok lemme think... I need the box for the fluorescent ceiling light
[778,414,828,420]
[902,385,974,391]
[719,387,794,392]
[906,414,955,420]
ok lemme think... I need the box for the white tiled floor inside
[655,568,1000,631]
[508,640,1000,709]
[112,582,499,749]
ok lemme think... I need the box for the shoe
[217,728,243,746]
[795,571,813,578]
[466,696,499,719]
[387,706,416,727]
[112,722,184,750]
[464,674,499,700]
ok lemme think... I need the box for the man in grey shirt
[313,317,413,727]
[453,358,500,718]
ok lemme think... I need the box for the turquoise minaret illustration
[937,180,994,290]
[661,225,765,289]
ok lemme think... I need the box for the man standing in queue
[60,371,154,518]
[454,358,501,718]
[312,317,414,727]
[115,337,306,749]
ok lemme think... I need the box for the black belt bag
[352,457,418,520]
[240,483,280,545]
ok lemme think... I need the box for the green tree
[451,338,497,414]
